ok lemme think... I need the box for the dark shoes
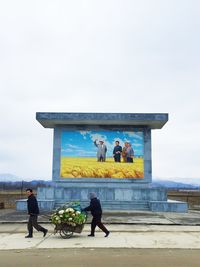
[25,229,48,238]
[43,229,48,237]
[88,232,110,237]
[105,231,110,237]
[25,235,33,238]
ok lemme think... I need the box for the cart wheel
[59,229,73,239]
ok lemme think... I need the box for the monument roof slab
[36,112,168,129]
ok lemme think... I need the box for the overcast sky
[0,0,199,180]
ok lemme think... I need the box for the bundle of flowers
[51,202,87,227]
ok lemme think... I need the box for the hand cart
[54,223,85,239]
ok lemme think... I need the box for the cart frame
[54,223,85,239]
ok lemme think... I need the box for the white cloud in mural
[123,132,143,140]
[89,133,107,143]
[79,131,90,140]
[133,143,143,147]
[61,148,73,153]
[67,144,79,149]
[76,150,95,156]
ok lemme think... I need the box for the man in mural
[113,140,122,162]
[126,142,134,163]
[94,139,107,162]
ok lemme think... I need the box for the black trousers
[91,216,109,235]
[114,155,121,162]
[27,215,46,236]
[97,156,106,162]
[127,157,133,163]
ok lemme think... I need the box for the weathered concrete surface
[1,249,200,267]
[1,209,200,225]
[1,209,200,250]
[35,112,187,213]
[36,112,168,129]
[1,224,200,250]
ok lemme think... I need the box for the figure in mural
[83,192,110,237]
[122,141,129,162]
[113,140,122,162]
[126,142,134,163]
[94,139,107,162]
[60,130,144,178]
[25,188,48,238]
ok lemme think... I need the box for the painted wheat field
[60,157,144,179]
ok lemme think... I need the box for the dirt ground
[1,248,200,267]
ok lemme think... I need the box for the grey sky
[0,0,200,180]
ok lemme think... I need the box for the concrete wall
[0,192,26,209]
[37,187,167,202]
[149,200,188,213]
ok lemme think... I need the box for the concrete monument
[16,113,187,212]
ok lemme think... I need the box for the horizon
[1,173,200,184]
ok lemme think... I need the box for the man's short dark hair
[115,141,119,144]
[26,188,33,192]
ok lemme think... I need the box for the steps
[54,200,150,211]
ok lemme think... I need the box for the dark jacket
[27,194,39,215]
[84,198,102,217]
[113,145,122,155]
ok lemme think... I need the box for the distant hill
[0,174,50,182]
[152,179,200,189]
[0,173,200,189]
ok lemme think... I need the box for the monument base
[16,185,188,213]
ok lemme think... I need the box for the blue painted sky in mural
[61,130,144,157]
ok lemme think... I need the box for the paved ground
[1,209,200,225]
[1,248,200,267]
[1,209,200,250]
[1,224,200,250]
[1,209,200,266]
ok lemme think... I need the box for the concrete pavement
[2,249,200,267]
[1,209,200,250]
[1,223,200,250]
[1,209,200,225]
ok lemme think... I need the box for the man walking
[25,188,48,238]
[83,192,110,237]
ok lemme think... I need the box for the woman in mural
[113,141,122,162]
[126,142,134,163]
[122,142,129,162]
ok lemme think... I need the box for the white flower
[58,210,64,215]
[76,211,81,215]
[68,218,72,221]
[65,208,74,213]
